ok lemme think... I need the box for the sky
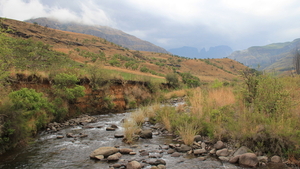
[1,0,300,51]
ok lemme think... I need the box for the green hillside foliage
[228,39,300,73]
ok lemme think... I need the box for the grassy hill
[228,39,300,74]
[25,17,169,54]
[0,17,247,83]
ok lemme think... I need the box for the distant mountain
[228,39,300,72]
[168,46,199,58]
[168,45,232,58]
[25,17,168,53]
[199,45,233,58]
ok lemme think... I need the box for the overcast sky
[1,0,300,51]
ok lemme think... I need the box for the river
[0,110,247,169]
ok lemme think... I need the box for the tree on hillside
[294,48,300,74]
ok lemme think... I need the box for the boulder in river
[90,147,119,158]
[175,145,192,152]
[140,129,153,138]
[126,161,142,169]
[238,153,258,167]
[107,152,122,161]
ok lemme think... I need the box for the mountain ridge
[25,17,169,53]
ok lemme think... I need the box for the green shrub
[180,72,200,88]
[140,66,149,73]
[165,73,180,88]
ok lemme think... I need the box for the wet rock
[219,156,230,161]
[214,141,225,150]
[140,129,153,139]
[66,133,74,138]
[149,153,163,158]
[107,152,122,161]
[198,157,206,161]
[271,155,281,163]
[79,133,88,138]
[175,145,192,152]
[194,135,202,142]
[239,153,258,167]
[157,164,166,169]
[110,124,118,129]
[90,147,119,158]
[56,135,64,139]
[126,161,141,169]
[148,159,166,165]
[167,149,175,154]
[216,148,230,157]
[209,148,216,154]
[233,146,252,157]
[120,148,133,154]
[201,142,206,149]
[194,148,207,155]
[171,152,181,157]
[114,133,124,138]
[96,126,103,128]
[106,127,116,131]
[129,152,136,155]
[95,155,104,160]
[229,155,240,164]
[139,150,149,156]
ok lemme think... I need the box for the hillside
[0,18,247,83]
[25,17,168,54]
[228,39,300,73]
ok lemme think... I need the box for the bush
[140,66,149,73]
[180,72,200,88]
[165,73,180,88]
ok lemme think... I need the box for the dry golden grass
[207,87,235,108]
[162,115,172,131]
[123,119,139,144]
[189,88,204,116]
[164,89,187,99]
[178,122,198,146]
[130,109,145,126]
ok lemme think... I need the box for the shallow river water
[0,111,252,169]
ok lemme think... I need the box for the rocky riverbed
[0,106,296,169]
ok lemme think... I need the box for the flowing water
[0,111,245,169]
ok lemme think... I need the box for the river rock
[157,164,166,169]
[171,152,181,157]
[120,148,133,154]
[233,146,252,157]
[56,135,64,139]
[239,153,258,167]
[129,152,136,155]
[194,148,207,155]
[126,161,141,169]
[218,156,230,162]
[229,155,240,164]
[114,133,124,138]
[110,124,118,129]
[66,133,74,138]
[95,155,104,160]
[216,148,230,157]
[140,129,153,138]
[271,155,281,163]
[194,135,202,142]
[148,159,166,165]
[214,141,225,150]
[107,152,122,161]
[106,127,116,131]
[167,149,175,154]
[90,147,119,158]
[175,145,192,152]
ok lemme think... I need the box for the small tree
[165,73,180,88]
[294,49,300,74]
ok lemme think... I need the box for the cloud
[1,0,300,50]
[0,0,115,26]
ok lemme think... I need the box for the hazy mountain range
[228,38,300,73]
[168,45,233,59]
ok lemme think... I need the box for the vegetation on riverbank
[123,70,300,161]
